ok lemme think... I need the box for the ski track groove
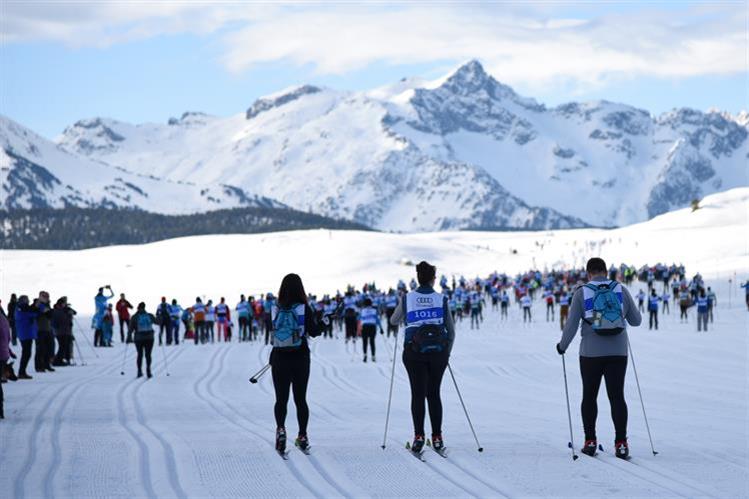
[115,344,185,499]
[422,458,482,498]
[618,456,716,498]
[131,346,189,499]
[13,357,116,499]
[43,350,132,499]
[195,344,327,499]
[589,454,695,498]
[215,344,354,499]
[438,452,515,499]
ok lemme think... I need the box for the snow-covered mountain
[0,115,281,213]
[9,60,748,231]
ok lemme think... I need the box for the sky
[1,1,747,139]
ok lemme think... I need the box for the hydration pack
[583,282,625,336]
[273,306,303,349]
[136,313,153,333]
[410,323,448,354]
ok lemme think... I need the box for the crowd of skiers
[0,260,736,462]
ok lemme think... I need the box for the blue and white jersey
[324,302,337,315]
[216,303,228,316]
[236,301,250,318]
[343,296,357,311]
[205,306,216,321]
[696,297,709,312]
[360,307,379,326]
[648,296,660,311]
[582,280,623,320]
[385,294,398,309]
[168,304,182,319]
[520,295,532,308]
[559,294,570,306]
[404,291,445,344]
[501,293,510,304]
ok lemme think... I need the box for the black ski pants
[271,349,310,436]
[648,310,658,330]
[580,355,628,442]
[19,339,33,376]
[135,338,154,374]
[361,324,376,357]
[403,348,448,436]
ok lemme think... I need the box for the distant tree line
[0,207,369,250]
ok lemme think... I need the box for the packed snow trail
[1,280,746,498]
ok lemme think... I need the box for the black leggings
[580,355,628,442]
[19,339,33,375]
[403,349,448,436]
[344,316,358,339]
[361,325,376,356]
[135,339,154,373]
[271,350,310,435]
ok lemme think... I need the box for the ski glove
[555,342,565,355]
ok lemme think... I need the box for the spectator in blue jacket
[14,295,38,379]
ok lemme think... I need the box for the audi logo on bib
[416,297,434,305]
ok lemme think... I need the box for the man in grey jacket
[556,257,642,460]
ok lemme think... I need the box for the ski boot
[137,370,143,379]
[147,369,152,379]
[276,427,287,453]
[372,355,376,363]
[432,434,446,453]
[581,439,598,456]
[411,434,425,454]
[295,434,310,453]
[363,355,367,363]
[615,440,629,460]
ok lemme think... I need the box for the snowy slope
[57,60,748,230]
[0,115,282,213]
[2,187,745,317]
[0,190,747,499]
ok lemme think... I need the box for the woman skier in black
[270,273,323,455]
[390,261,456,455]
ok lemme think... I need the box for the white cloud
[2,2,745,89]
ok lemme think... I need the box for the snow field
[0,282,747,498]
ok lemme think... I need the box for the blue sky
[1,1,746,139]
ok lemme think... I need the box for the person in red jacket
[116,294,134,343]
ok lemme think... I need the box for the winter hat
[137,302,146,310]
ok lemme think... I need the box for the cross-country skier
[647,290,660,330]
[389,261,455,455]
[696,289,709,332]
[236,295,250,342]
[269,274,323,455]
[155,297,170,346]
[168,299,182,345]
[216,297,229,342]
[521,293,532,323]
[191,298,206,345]
[555,257,642,460]
[359,298,380,362]
[130,303,156,378]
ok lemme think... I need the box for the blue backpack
[584,282,625,335]
[273,305,302,349]
[137,313,153,333]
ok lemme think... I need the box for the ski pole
[249,363,270,384]
[561,354,579,460]
[73,335,86,366]
[627,336,658,455]
[119,340,130,376]
[447,364,484,452]
[380,336,399,449]
[160,339,171,376]
[74,317,99,358]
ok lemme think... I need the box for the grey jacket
[559,277,642,357]
[390,286,456,353]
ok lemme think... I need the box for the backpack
[273,305,303,349]
[410,323,448,354]
[137,313,153,333]
[583,282,625,336]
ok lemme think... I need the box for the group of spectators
[1,292,78,419]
